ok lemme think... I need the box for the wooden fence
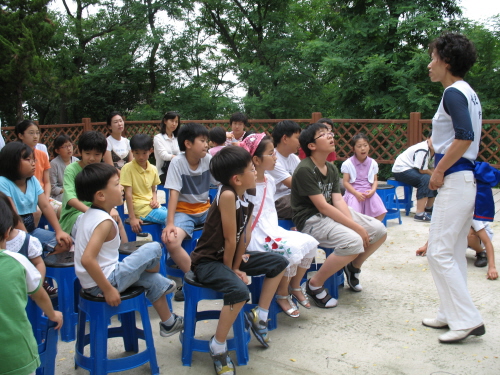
[2,112,499,167]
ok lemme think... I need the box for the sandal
[275,294,300,318]
[302,280,337,308]
[289,286,311,309]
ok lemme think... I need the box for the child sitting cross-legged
[241,134,318,318]
[190,146,288,375]
[74,163,184,337]
[120,134,167,234]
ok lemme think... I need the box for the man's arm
[81,220,121,306]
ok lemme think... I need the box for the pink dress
[342,156,387,217]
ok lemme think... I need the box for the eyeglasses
[26,131,40,136]
[313,132,334,141]
[263,150,276,157]
[25,157,36,164]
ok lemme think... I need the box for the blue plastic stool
[75,286,159,375]
[387,178,413,216]
[156,185,170,207]
[118,240,173,310]
[301,247,344,300]
[27,299,59,375]
[180,271,251,367]
[115,204,128,224]
[165,226,204,279]
[246,274,281,331]
[38,215,54,231]
[44,252,80,342]
[208,187,218,203]
[277,219,294,230]
[376,184,402,226]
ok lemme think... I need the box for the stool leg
[89,306,109,375]
[121,311,139,353]
[138,300,160,375]
[53,272,76,342]
[181,285,198,366]
[232,311,249,366]
[75,307,87,361]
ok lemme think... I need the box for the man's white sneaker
[438,324,485,343]
[422,318,448,329]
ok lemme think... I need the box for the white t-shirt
[472,220,494,241]
[267,150,299,200]
[35,143,49,157]
[392,140,432,173]
[6,230,43,259]
[74,208,120,289]
[106,136,131,168]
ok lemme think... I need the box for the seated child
[392,134,437,221]
[74,163,183,336]
[162,123,216,300]
[60,131,128,242]
[121,134,167,234]
[0,142,72,254]
[225,112,248,146]
[209,126,226,156]
[268,120,302,219]
[50,134,79,202]
[291,123,387,307]
[0,198,63,375]
[241,134,318,318]
[468,220,496,277]
[341,133,387,221]
[190,146,288,374]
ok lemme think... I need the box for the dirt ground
[53,211,500,375]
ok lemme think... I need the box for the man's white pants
[427,170,483,330]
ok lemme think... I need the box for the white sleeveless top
[431,80,482,162]
[75,208,120,288]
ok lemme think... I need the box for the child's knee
[140,241,163,259]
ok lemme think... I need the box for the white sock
[162,314,175,327]
[257,307,268,325]
[309,283,336,307]
[210,336,227,354]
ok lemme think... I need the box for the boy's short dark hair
[229,112,248,126]
[130,134,153,151]
[209,126,227,146]
[318,118,334,128]
[53,134,72,158]
[15,120,37,139]
[177,123,209,152]
[210,146,252,186]
[0,199,13,240]
[429,33,477,78]
[299,123,328,157]
[0,191,19,228]
[160,111,181,136]
[272,120,301,147]
[78,131,107,154]
[0,142,33,181]
[75,163,119,203]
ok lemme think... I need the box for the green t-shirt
[0,250,41,375]
[60,161,92,234]
[291,157,340,231]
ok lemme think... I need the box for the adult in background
[154,111,181,185]
[423,33,485,343]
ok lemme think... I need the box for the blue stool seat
[277,219,294,230]
[377,184,402,226]
[246,275,280,331]
[75,286,159,375]
[118,241,172,310]
[166,226,204,279]
[44,252,80,342]
[180,271,250,367]
[301,247,344,300]
[387,178,413,216]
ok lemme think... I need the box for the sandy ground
[53,205,500,375]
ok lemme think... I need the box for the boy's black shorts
[193,251,289,306]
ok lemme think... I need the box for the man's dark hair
[210,146,252,186]
[53,134,72,158]
[429,33,477,78]
[177,122,209,152]
[78,131,107,154]
[229,112,248,126]
[130,134,153,151]
[160,111,181,136]
[75,163,119,203]
[209,126,227,146]
[299,123,328,157]
[15,119,38,139]
[272,120,301,147]
[0,142,34,181]
[0,199,13,241]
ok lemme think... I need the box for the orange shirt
[34,149,50,191]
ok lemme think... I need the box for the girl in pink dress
[341,133,386,221]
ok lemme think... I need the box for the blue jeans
[141,206,168,225]
[84,242,174,303]
[29,228,58,254]
[393,169,438,200]
[173,210,208,238]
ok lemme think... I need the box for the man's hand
[429,170,444,190]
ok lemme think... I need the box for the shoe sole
[422,321,449,329]
[343,266,362,292]
[160,324,184,337]
[439,325,486,343]
[303,281,337,308]
[244,312,269,348]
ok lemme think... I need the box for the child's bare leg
[467,230,483,253]
[153,293,172,322]
[426,197,435,208]
[310,253,356,287]
[215,301,246,343]
[34,207,42,227]
[275,276,298,316]
[375,213,386,221]
[416,197,427,213]
[258,269,285,310]
[289,266,310,303]
[352,233,387,269]
[165,228,191,273]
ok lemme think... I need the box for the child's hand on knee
[233,269,248,284]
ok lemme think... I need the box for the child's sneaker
[414,213,431,222]
[159,313,184,337]
[209,337,235,375]
[244,306,270,348]
[43,280,58,298]
[344,262,362,292]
